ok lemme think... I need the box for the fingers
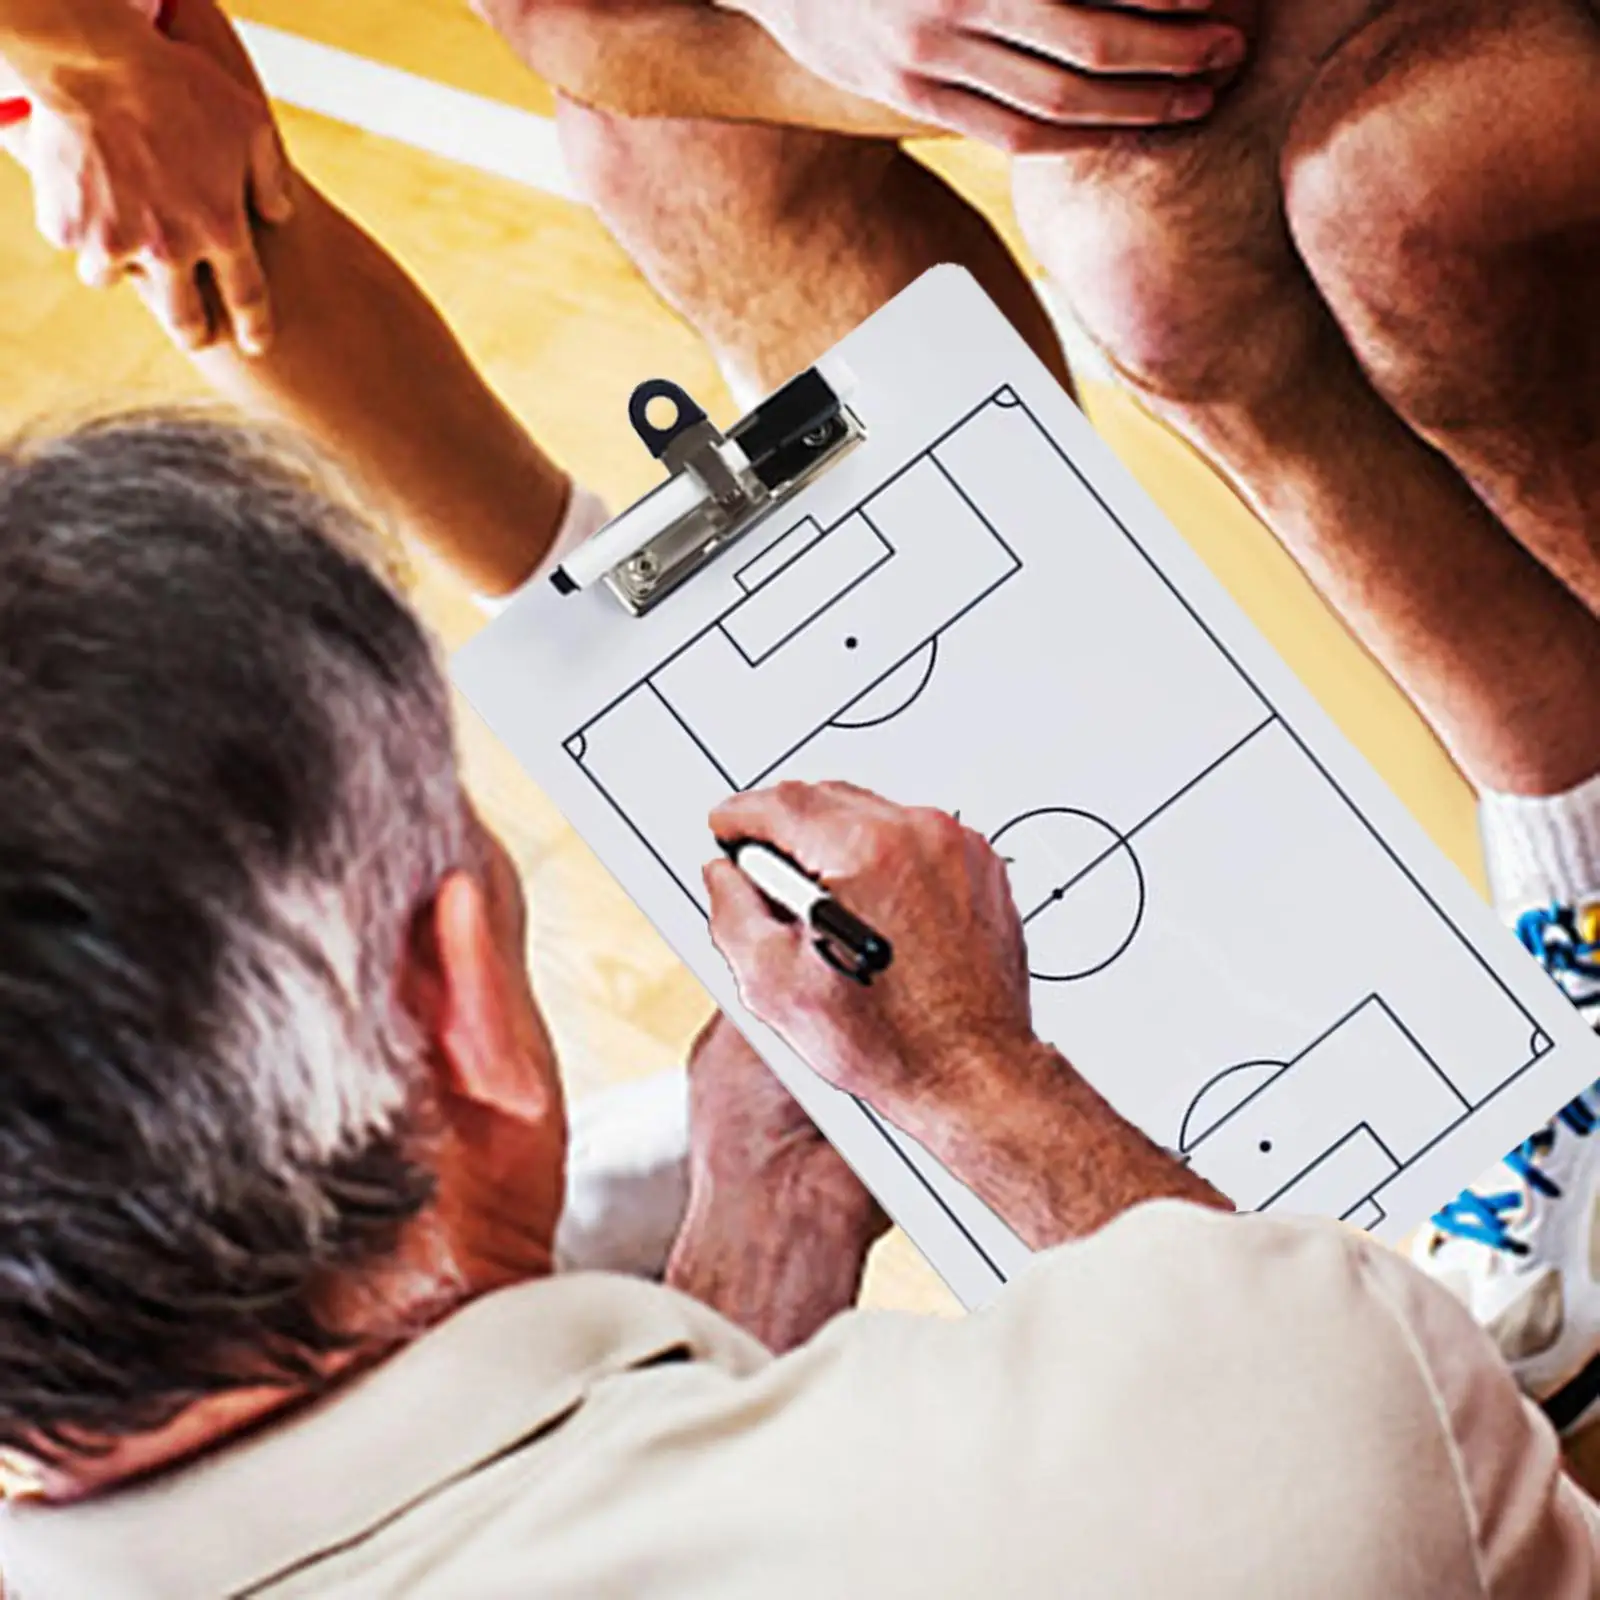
[711,783,842,863]
[1074,0,1222,9]
[710,780,899,874]
[130,259,218,353]
[210,239,273,356]
[912,66,1213,150]
[985,3,1246,80]
[704,858,796,961]
[703,859,802,1013]
[910,79,1211,150]
[886,0,1246,145]
[247,123,295,226]
[75,236,270,356]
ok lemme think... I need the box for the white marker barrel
[732,841,825,923]
[552,472,707,594]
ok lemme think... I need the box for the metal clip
[604,371,864,616]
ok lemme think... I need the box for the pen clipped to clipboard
[550,358,892,982]
[551,360,865,614]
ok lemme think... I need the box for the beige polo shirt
[4,1203,1597,1598]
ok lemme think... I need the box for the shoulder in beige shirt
[5,1202,1596,1599]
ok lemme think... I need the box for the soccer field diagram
[1177,996,1505,1229]
[559,387,1553,1248]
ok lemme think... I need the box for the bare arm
[665,1016,889,1352]
[2,0,573,595]
[893,1035,1227,1251]
[172,0,574,594]
[703,782,1230,1253]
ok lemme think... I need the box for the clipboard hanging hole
[629,378,710,460]
[644,395,679,431]
[845,636,859,650]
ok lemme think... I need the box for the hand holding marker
[721,839,894,986]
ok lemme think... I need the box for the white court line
[235,22,580,203]
[233,20,1113,380]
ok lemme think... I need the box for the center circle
[989,807,1146,982]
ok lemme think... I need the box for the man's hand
[16,11,293,355]
[705,781,1043,1136]
[666,1013,889,1351]
[704,782,1230,1249]
[719,0,1251,149]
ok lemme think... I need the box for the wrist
[688,1144,885,1253]
[667,1175,878,1351]
[895,1040,1231,1249]
[889,1038,1097,1231]
[889,1031,1062,1154]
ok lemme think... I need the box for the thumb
[703,858,800,1010]
[248,126,296,225]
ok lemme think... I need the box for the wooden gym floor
[0,0,1486,1318]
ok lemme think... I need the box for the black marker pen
[722,839,894,986]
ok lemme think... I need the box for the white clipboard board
[455,266,1600,1308]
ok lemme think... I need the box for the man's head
[0,415,565,1491]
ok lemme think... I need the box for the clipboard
[454,266,1600,1309]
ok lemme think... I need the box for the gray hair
[0,413,469,1457]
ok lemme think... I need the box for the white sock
[473,482,611,618]
[1479,770,1600,920]
[555,1069,691,1280]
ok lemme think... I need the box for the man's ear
[406,869,549,1122]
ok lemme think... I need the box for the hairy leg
[1284,0,1600,617]
[554,99,1072,401]
[1014,0,1600,797]
[145,0,574,595]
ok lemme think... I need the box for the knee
[1282,56,1458,330]
[1014,155,1312,409]
[1281,4,1585,388]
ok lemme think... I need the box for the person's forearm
[899,1042,1232,1251]
[194,183,573,595]
[0,0,145,92]
[486,0,933,137]
[666,1187,877,1353]
[139,0,571,594]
